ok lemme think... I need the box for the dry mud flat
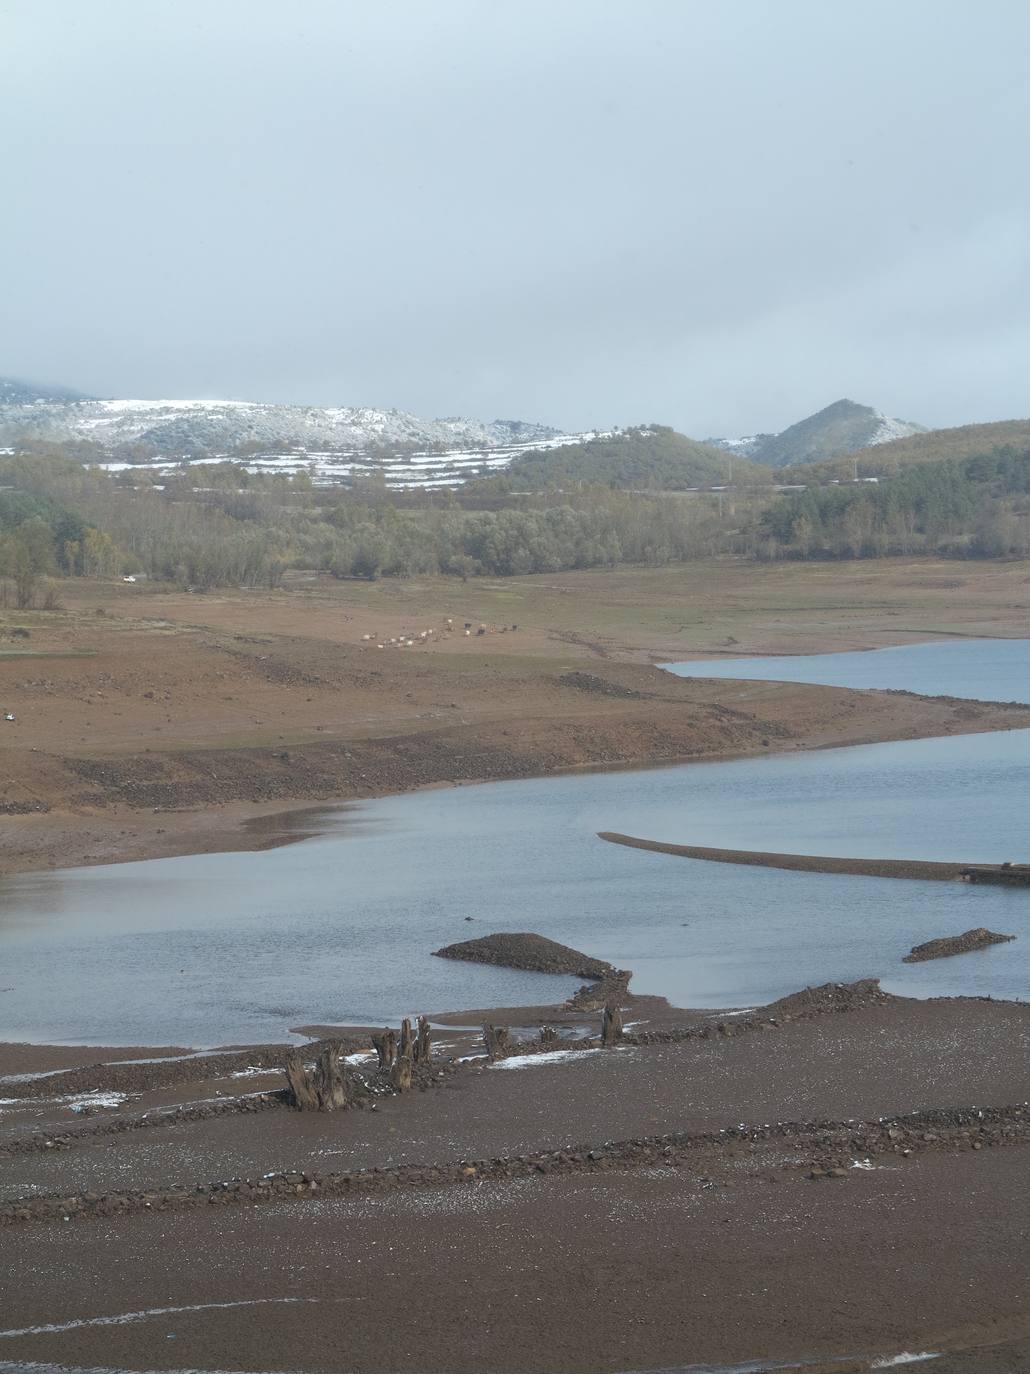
[2,981,1030,1371]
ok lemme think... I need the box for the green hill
[495,425,771,491]
[781,419,1030,484]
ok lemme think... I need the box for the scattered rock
[558,672,651,700]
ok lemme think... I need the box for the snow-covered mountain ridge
[0,389,562,453]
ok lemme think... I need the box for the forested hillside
[762,448,1030,558]
[0,452,739,602]
[3,436,1029,608]
[780,419,1030,484]
[486,425,771,490]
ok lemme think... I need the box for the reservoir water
[664,635,1030,701]
[2,639,1029,1046]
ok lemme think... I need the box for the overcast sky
[2,0,1028,436]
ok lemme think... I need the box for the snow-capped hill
[0,392,562,453]
[709,400,925,468]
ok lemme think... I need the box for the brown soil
[3,566,1030,875]
[0,1042,192,1077]
[2,987,1030,1370]
[903,927,1016,962]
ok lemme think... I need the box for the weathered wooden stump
[399,1017,414,1063]
[390,1053,413,1092]
[284,1042,349,1111]
[313,1043,348,1110]
[284,1052,320,1110]
[539,1025,558,1047]
[483,1025,511,1060]
[373,1028,397,1069]
[415,1015,432,1065]
[601,1003,623,1047]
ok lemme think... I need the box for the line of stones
[2,1102,1027,1228]
[0,1088,283,1158]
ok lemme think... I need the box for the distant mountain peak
[708,399,926,468]
[0,375,95,404]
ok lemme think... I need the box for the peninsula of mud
[599,832,974,880]
[903,927,1016,962]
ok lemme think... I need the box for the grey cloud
[1,0,1027,436]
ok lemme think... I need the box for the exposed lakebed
[2,638,1029,1045]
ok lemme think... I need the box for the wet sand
[1,1128,1028,1373]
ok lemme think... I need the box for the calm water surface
[666,635,1030,701]
[2,639,1029,1044]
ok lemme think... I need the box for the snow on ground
[91,429,608,490]
[490,1048,608,1070]
[867,413,925,446]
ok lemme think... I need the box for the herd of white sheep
[358,616,518,649]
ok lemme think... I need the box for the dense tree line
[0,452,736,597]
[3,444,1028,603]
[761,449,1030,558]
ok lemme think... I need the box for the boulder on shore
[903,928,1015,963]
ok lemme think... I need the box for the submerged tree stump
[415,1015,432,1065]
[601,1003,623,1047]
[483,1025,511,1060]
[284,1042,349,1111]
[284,1053,321,1111]
[373,1028,397,1070]
[313,1044,348,1110]
[390,1053,413,1092]
[399,1017,414,1063]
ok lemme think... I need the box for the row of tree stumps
[371,1015,433,1093]
[284,1003,624,1111]
[483,1001,624,1061]
[283,1042,352,1112]
[284,1016,434,1111]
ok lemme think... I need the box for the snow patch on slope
[866,413,923,446]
